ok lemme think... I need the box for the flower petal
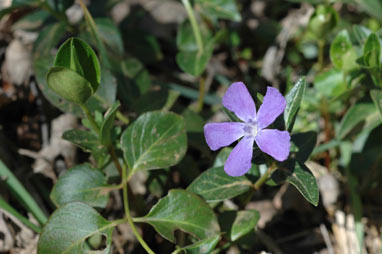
[204,122,245,151]
[222,82,256,122]
[224,137,255,177]
[257,86,286,129]
[255,129,290,161]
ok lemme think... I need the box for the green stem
[108,146,123,176]
[122,165,156,254]
[93,94,130,125]
[181,0,204,53]
[80,104,100,135]
[318,40,325,71]
[195,77,206,113]
[253,163,277,190]
[211,242,231,254]
[170,248,185,254]
[0,197,41,233]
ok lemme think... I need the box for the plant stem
[122,165,156,254]
[253,163,277,190]
[80,104,100,135]
[181,0,204,53]
[195,77,206,113]
[108,146,123,176]
[318,40,325,71]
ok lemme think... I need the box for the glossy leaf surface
[50,164,109,208]
[121,111,187,174]
[38,202,113,254]
[272,161,319,206]
[219,210,260,241]
[337,103,382,140]
[284,77,306,132]
[187,166,252,202]
[138,190,220,242]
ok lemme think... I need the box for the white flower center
[243,120,258,138]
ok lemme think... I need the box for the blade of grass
[0,160,47,225]
[0,197,41,233]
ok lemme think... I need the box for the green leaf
[62,129,99,152]
[314,68,346,98]
[222,107,242,123]
[136,189,220,243]
[195,0,241,22]
[182,109,204,133]
[354,0,382,21]
[12,10,50,31]
[47,66,93,104]
[291,131,317,163]
[100,101,120,145]
[47,0,74,12]
[219,210,260,241]
[272,161,319,206]
[370,89,382,120]
[176,20,211,52]
[213,147,232,167]
[176,40,214,77]
[33,23,66,56]
[284,77,306,132]
[50,164,109,208]
[37,202,113,254]
[352,25,371,45]
[187,166,252,202]
[95,18,124,55]
[121,111,187,174]
[54,37,101,93]
[337,103,382,140]
[182,234,221,254]
[363,33,381,68]
[330,30,358,72]
[121,58,151,95]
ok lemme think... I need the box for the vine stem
[195,76,206,112]
[122,164,156,254]
[108,146,122,176]
[318,39,325,71]
[253,162,277,190]
[181,0,204,53]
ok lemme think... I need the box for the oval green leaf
[176,40,214,77]
[370,89,382,120]
[195,0,241,22]
[47,66,93,104]
[62,129,100,152]
[219,210,260,241]
[54,37,101,92]
[272,161,319,206]
[50,164,109,208]
[182,234,221,254]
[330,29,358,72]
[100,101,120,146]
[284,77,306,132]
[363,33,381,68]
[37,202,113,254]
[337,103,382,140]
[121,111,187,174]
[187,166,253,202]
[136,189,220,243]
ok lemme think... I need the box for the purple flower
[204,82,291,177]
